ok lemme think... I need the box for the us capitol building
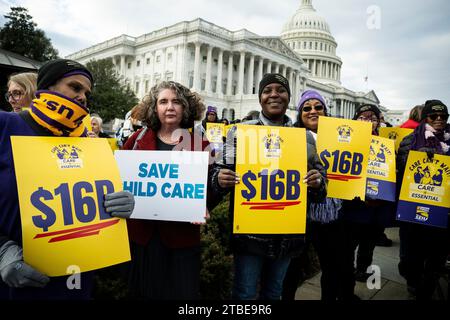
[67,0,386,121]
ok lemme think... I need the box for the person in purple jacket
[0,59,134,300]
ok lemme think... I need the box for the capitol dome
[281,0,342,85]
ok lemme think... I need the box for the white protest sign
[115,150,209,222]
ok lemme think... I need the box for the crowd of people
[0,59,448,301]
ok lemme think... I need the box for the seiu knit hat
[37,59,93,90]
[421,100,448,120]
[258,73,291,102]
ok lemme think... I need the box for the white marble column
[205,45,213,94]
[266,61,272,74]
[318,60,323,77]
[161,48,167,81]
[120,55,126,75]
[282,65,287,78]
[193,42,201,90]
[295,72,301,106]
[226,52,233,95]
[312,60,316,76]
[216,49,223,95]
[150,51,155,86]
[288,69,294,93]
[247,54,255,95]
[275,63,280,74]
[140,54,146,95]
[237,51,246,95]
[256,57,264,88]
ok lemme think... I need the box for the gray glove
[104,191,135,218]
[0,241,50,288]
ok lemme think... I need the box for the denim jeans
[232,254,291,300]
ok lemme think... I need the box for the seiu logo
[44,99,83,123]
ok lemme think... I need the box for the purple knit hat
[207,105,217,115]
[297,90,327,113]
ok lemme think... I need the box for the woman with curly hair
[122,81,221,299]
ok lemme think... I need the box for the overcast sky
[1,0,449,110]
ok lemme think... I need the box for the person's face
[260,83,289,121]
[6,81,28,113]
[156,88,184,128]
[301,99,325,131]
[49,75,92,108]
[207,112,217,122]
[357,111,379,132]
[425,112,448,131]
[91,119,100,134]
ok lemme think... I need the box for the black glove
[0,241,49,288]
[104,191,135,218]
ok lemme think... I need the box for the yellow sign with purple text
[11,136,130,276]
[379,127,413,153]
[206,123,225,143]
[397,151,450,228]
[316,117,372,200]
[234,125,308,234]
[366,136,396,201]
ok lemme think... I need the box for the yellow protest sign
[379,127,413,153]
[397,151,450,228]
[11,136,130,276]
[366,136,396,201]
[234,125,308,234]
[224,125,232,138]
[316,117,372,200]
[206,123,225,143]
[83,114,92,131]
[107,138,119,152]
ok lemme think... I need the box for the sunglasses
[302,105,324,112]
[427,113,449,121]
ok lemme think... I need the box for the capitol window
[146,58,150,65]
[167,53,172,62]
[136,60,140,67]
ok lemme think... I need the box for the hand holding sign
[104,191,135,218]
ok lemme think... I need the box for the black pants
[281,243,310,300]
[282,220,354,300]
[347,222,380,272]
[127,232,201,300]
[399,222,447,300]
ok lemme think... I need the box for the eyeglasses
[5,90,24,102]
[427,113,449,121]
[302,105,324,112]
[357,116,378,123]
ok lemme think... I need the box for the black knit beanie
[353,104,381,120]
[258,73,291,102]
[421,100,448,120]
[37,59,94,90]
